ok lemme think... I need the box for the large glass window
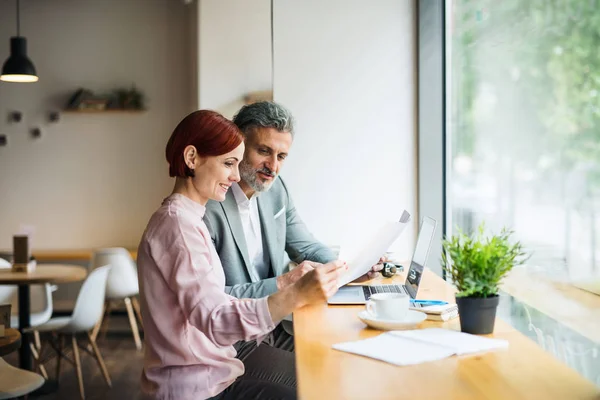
[447,0,600,385]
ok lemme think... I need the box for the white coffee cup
[366,293,410,321]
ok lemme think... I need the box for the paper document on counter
[337,210,411,288]
[332,328,508,366]
[391,328,508,355]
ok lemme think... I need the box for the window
[447,0,600,384]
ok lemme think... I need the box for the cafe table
[0,264,87,370]
[0,328,21,357]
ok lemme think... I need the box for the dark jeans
[239,323,295,356]
[210,325,297,400]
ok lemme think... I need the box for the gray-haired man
[204,101,382,352]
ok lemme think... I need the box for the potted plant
[441,223,527,334]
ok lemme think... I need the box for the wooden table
[34,249,137,262]
[293,269,600,400]
[502,267,600,344]
[0,264,87,370]
[0,249,138,263]
[0,328,21,357]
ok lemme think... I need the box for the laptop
[328,216,437,304]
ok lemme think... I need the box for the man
[204,101,382,351]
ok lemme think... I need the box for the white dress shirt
[231,182,271,279]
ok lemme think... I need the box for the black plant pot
[456,295,500,334]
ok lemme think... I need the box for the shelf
[243,90,273,105]
[62,109,146,114]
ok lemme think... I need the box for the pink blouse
[137,193,278,400]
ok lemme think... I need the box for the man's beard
[239,159,277,193]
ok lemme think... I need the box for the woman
[137,110,344,400]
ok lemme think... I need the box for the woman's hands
[293,260,346,307]
[267,260,347,322]
[276,260,319,290]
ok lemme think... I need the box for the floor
[3,315,145,400]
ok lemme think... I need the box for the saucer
[358,310,427,331]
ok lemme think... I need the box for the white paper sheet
[332,328,509,366]
[390,328,509,355]
[332,332,455,366]
[337,210,411,287]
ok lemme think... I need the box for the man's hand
[276,261,320,290]
[351,256,387,283]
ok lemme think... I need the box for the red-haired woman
[137,110,345,400]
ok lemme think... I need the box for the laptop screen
[405,217,437,298]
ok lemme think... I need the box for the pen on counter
[410,300,448,305]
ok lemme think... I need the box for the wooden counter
[293,269,600,399]
[502,267,600,344]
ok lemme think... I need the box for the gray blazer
[204,177,336,299]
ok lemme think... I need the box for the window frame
[417,0,447,278]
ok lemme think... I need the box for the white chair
[89,248,142,350]
[0,257,55,378]
[9,285,54,331]
[0,357,44,399]
[32,265,112,400]
[0,282,54,331]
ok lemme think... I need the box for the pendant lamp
[1,0,38,83]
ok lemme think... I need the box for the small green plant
[441,223,528,298]
[113,85,146,110]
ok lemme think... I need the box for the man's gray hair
[233,101,295,138]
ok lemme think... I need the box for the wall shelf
[62,109,146,114]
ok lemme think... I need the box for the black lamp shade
[1,37,38,82]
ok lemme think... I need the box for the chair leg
[71,335,85,400]
[90,302,108,343]
[30,342,48,379]
[86,331,112,387]
[131,296,143,327]
[56,334,64,381]
[99,301,113,341]
[124,297,143,350]
[33,330,42,350]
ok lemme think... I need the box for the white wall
[273,0,417,258]
[0,0,193,250]
[198,0,271,118]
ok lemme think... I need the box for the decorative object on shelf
[65,86,146,111]
[66,88,110,110]
[0,0,38,83]
[48,111,60,123]
[114,85,146,110]
[0,135,7,147]
[442,222,528,334]
[7,111,22,123]
[29,127,41,139]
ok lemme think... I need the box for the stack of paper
[409,303,459,321]
[332,328,508,366]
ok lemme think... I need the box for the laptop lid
[404,216,437,298]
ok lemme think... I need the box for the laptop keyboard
[363,285,408,300]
